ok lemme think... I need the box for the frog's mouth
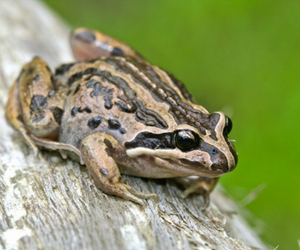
[173,157,230,177]
[126,147,231,178]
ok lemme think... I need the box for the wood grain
[0,0,267,249]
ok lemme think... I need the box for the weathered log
[0,0,267,249]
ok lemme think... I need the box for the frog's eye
[174,130,199,152]
[224,116,233,136]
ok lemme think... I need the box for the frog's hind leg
[70,28,144,61]
[25,58,67,139]
[6,57,69,156]
[6,80,39,156]
[80,133,158,205]
[17,57,69,139]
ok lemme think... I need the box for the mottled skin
[5,28,237,207]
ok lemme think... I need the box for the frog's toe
[111,183,144,205]
[180,184,202,199]
[112,183,158,205]
[180,186,210,210]
[126,184,158,201]
[19,131,39,157]
[174,177,219,209]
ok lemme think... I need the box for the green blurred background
[42,1,300,249]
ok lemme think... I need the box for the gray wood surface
[0,0,267,249]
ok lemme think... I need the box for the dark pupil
[224,117,233,135]
[174,130,197,152]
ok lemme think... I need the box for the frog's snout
[209,146,237,174]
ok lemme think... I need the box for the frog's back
[57,56,210,149]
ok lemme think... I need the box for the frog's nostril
[211,148,218,156]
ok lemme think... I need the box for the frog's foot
[175,177,219,209]
[101,182,157,206]
[80,133,158,205]
[30,135,84,164]
[124,184,158,202]
[19,128,39,157]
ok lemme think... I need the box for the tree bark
[0,0,267,249]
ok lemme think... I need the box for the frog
[5,27,237,207]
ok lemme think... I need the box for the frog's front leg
[175,177,219,209]
[80,133,158,205]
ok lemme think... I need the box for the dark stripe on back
[67,66,168,129]
[105,57,216,133]
[55,62,78,75]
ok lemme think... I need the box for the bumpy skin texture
[5,28,237,207]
